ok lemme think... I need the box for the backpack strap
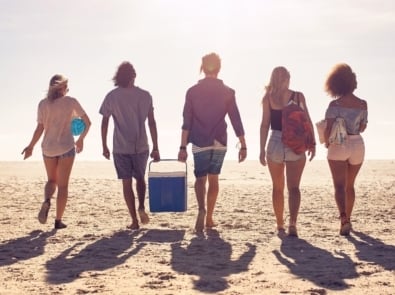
[288,91,299,105]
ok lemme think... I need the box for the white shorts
[327,135,365,165]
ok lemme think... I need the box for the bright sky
[1,0,394,161]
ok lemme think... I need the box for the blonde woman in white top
[22,75,91,229]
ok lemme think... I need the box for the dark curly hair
[113,62,136,87]
[325,63,357,98]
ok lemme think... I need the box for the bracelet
[240,147,247,150]
[179,146,186,150]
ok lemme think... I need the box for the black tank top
[270,109,282,131]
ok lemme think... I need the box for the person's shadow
[0,230,56,267]
[273,237,358,291]
[46,230,143,284]
[171,229,256,293]
[347,230,395,272]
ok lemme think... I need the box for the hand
[75,138,84,153]
[259,151,267,166]
[178,149,187,162]
[150,149,160,161]
[238,148,247,163]
[21,146,33,160]
[102,147,111,160]
[308,146,316,161]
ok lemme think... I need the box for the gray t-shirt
[325,106,368,135]
[99,86,153,154]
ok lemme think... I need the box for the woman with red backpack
[259,66,316,237]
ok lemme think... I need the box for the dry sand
[0,159,394,295]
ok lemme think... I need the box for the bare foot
[195,209,206,233]
[205,219,217,228]
[138,209,149,225]
[127,223,140,230]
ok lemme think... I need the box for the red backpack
[281,92,315,154]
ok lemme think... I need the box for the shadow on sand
[171,229,256,293]
[0,230,56,267]
[273,236,358,291]
[45,230,143,284]
[347,230,395,272]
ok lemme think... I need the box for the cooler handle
[148,159,187,174]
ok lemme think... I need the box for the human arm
[178,129,189,162]
[75,113,91,153]
[101,116,111,159]
[147,107,160,161]
[298,93,316,161]
[237,135,247,163]
[359,100,368,133]
[259,95,270,166]
[226,95,247,163]
[21,123,44,160]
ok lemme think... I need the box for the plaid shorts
[193,149,226,177]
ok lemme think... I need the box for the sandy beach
[0,159,394,295]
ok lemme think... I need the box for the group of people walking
[22,53,368,237]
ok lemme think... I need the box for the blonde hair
[263,66,290,103]
[200,53,221,75]
[46,74,68,101]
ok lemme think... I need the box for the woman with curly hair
[324,63,368,236]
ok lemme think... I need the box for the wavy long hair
[113,61,136,87]
[262,66,290,103]
[46,74,68,101]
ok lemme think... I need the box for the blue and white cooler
[148,159,187,212]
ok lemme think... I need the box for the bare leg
[285,156,306,226]
[40,157,58,224]
[135,177,146,210]
[135,177,149,224]
[206,174,219,227]
[55,155,75,221]
[267,159,285,230]
[328,159,351,235]
[328,160,347,217]
[43,157,58,200]
[122,178,139,229]
[45,181,56,200]
[346,162,362,221]
[194,175,207,232]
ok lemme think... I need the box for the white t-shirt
[99,86,153,154]
[37,96,86,157]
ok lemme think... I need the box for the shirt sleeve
[325,106,338,119]
[227,94,245,137]
[99,95,112,117]
[181,91,192,131]
[72,97,86,117]
[37,100,44,124]
[361,110,368,124]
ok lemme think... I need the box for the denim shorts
[113,151,149,179]
[327,134,365,165]
[193,149,226,177]
[43,147,76,159]
[266,130,305,163]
